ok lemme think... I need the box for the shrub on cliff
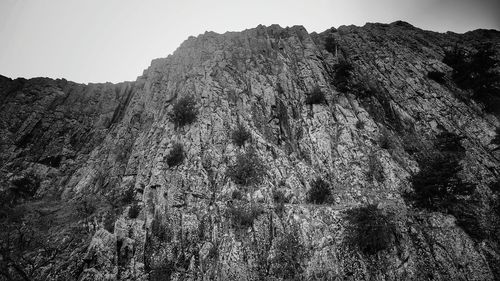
[128,202,141,219]
[228,202,263,230]
[307,178,331,204]
[345,204,398,255]
[356,120,365,130]
[227,148,266,186]
[406,132,474,210]
[305,86,326,105]
[443,45,500,114]
[168,95,198,127]
[165,143,185,167]
[334,61,353,92]
[324,36,336,54]
[231,123,252,147]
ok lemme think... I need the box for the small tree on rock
[231,123,252,147]
[166,143,185,167]
[168,95,198,127]
[227,148,266,186]
[307,178,331,204]
[345,204,398,255]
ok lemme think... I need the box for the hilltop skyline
[1,0,499,84]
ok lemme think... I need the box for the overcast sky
[1,0,499,84]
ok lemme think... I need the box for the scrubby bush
[166,143,185,167]
[228,202,264,230]
[231,189,243,200]
[307,178,331,204]
[406,132,474,210]
[168,95,198,127]
[324,36,336,54]
[121,186,135,204]
[427,71,446,83]
[231,123,251,147]
[356,120,365,130]
[128,202,141,219]
[334,61,353,92]
[443,45,500,115]
[305,86,326,105]
[227,148,266,186]
[271,226,305,279]
[345,204,398,255]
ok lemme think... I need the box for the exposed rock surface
[1,21,500,280]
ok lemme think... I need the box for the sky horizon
[1,0,499,84]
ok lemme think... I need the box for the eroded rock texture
[1,22,500,280]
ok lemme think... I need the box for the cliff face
[1,21,500,281]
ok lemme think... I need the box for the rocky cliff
[1,21,500,281]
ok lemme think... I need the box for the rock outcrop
[1,21,500,280]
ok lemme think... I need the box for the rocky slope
[1,21,500,280]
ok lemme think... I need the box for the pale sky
[0,0,499,84]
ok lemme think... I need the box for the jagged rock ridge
[1,21,500,280]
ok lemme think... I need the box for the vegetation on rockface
[168,95,199,127]
[165,143,185,167]
[324,35,337,54]
[443,44,500,114]
[227,202,264,230]
[403,131,500,241]
[128,202,141,219]
[356,120,365,130]
[406,132,474,211]
[270,225,306,280]
[231,189,244,200]
[121,186,136,205]
[305,86,326,105]
[227,148,266,186]
[307,178,332,204]
[334,61,353,92]
[427,71,446,84]
[231,123,252,147]
[345,204,398,255]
